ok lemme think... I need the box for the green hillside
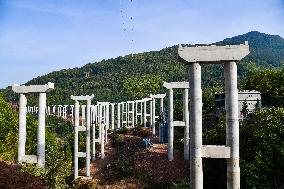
[2,31,284,104]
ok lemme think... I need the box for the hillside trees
[245,67,284,106]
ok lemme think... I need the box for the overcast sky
[0,0,284,88]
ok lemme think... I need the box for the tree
[255,98,261,111]
[241,99,249,117]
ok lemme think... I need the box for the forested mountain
[2,31,284,104]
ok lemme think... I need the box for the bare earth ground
[0,161,47,189]
[78,131,190,188]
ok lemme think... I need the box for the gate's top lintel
[178,41,250,64]
[12,82,54,94]
[71,94,94,101]
[163,82,189,89]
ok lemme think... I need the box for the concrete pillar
[183,89,189,160]
[86,100,91,177]
[224,61,240,189]
[52,105,56,114]
[58,105,62,117]
[18,94,27,163]
[92,106,96,160]
[46,106,51,115]
[160,98,164,112]
[168,89,174,161]
[111,104,115,130]
[70,105,74,123]
[82,105,86,126]
[38,93,46,167]
[150,101,153,128]
[189,63,203,189]
[132,102,135,127]
[74,100,79,179]
[62,105,67,119]
[144,100,147,127]
[152,98,156,135]
[117,103,121,128]
[100,105,105,159]
[105,104,109,143]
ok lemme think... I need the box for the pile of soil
[0,161,46,189]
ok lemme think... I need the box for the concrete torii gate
[12,82,54,168]
[178,42,250,189]
[143,98,152,127]
[126,101,135,128]
[163,82,189,161]
[135,99,144,126]
[71,94,94,179]
[149,93,166,135]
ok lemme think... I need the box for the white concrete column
[52,105,56,114]
[140,102,143,125]
[160,98,164,113]
[18,94,27,163]
[189,63,203,189]
[92,106,96,160]
[111,104,115,130]
[38,93,46,167]
[168,89,174,161]
[183,89,189,160]
[117,104,121,128]
[150,101,153,128]
[62,105,67,119]
[81,105,86,126]
[46,106,51,115]
[86,100,91,177]
[121,103,125,127]
[152,98,156,135]
[135,102,138,125]
[70,105,74,123]
[105,104,109,143]
[58,105,62,117]
[99,105,105,159]
[132,102,135,127]
[224,61,240,189]
[144,100,147,127]
[74,100,79,179]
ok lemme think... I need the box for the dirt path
[134,136,190,183]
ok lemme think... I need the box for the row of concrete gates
[12,42,250,189]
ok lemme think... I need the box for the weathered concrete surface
[225,61,240,189]
[12,82,54,93]
[189,63,203,189]
[178,42,249,63]
[163,82,189,89]
[202,145,231,158]
[168,88,174,161]
[37,93,46,167]
[18,94,27,163]
[183,89,189,160]
[178,43,249,189]
[13,83,54,168]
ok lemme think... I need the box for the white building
[215,90,261,118]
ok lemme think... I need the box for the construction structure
[178,42,250,189]
[163,82,189,161]
[12,82,54,168]
[71,94,94,179]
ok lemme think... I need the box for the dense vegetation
[202,108,284,189]
[2,31,284,105]
[245,67,284,106]
[0,94,73,188]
